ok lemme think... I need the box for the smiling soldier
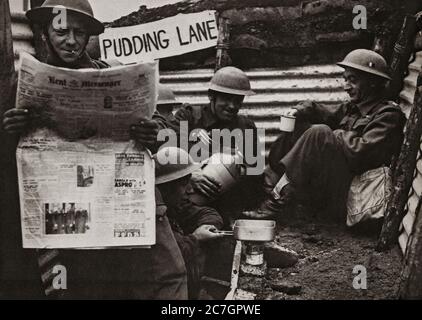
[168,66,262,222]
[248,49,406,222]
[2,0,187,299]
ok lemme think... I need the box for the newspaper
[15,53,158,249]
[16,53,158,141]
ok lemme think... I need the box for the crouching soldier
[155,147,225,299]
[247,49,406,223]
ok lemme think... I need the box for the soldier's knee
[309,124,332,135]
[304,124,336,145]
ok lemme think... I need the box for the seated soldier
[155,147,225,299]
[246,49,406,222]
[163,67,263,223]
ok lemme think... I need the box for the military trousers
[265,123,353,221]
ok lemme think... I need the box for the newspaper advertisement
[15,52,157,249]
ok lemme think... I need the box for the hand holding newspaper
[15,53,158,249]
[16,53,158,141]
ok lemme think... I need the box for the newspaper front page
[16,53,158,249]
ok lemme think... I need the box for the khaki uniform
[1,53,188,299]
[166,198,223,299]
[266,98,405,220]
[170,104,262,219]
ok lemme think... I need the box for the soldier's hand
[291,100,314,120]
[192,225,224,242]
[2,108,30,134]
[130,117,159,149]
[190,172,221,199]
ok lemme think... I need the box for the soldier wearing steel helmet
[156,84,183,118]
[3,0,164,150]
[248,49,406,221]
[155,147,224,299]
[1,0,187,299]
[168,66,262,221]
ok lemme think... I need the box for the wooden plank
[416,158,422,174]
[0,0,21,289]
[398,198,422,298]
[388,15,418,100]
[377,71,422,251]
[403,211,416,235]
[399,231,409,255]
[11,20,33,40]
[225,240,242,300]
[408,193,420,216]
[214,15,230,71]
[412,172,422,196]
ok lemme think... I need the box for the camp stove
[233,219,276,276]
[218,219,276,299]
[244,241,265,266]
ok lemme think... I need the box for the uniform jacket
[270,97,406,175]
[164,104,259,166]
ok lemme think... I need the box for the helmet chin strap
[209,93,217,116]
[210,97,216,114]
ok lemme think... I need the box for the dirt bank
[238,216,402,300]
[109,0,404,70]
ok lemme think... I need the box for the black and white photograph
[103,95,113,109]
[76,165,94,187]
[45,202,91,235]
[1,0,422,307]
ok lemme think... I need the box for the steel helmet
[337,49,391,80]
[155,147,201,185]
[26,0,104,35]
[157,84,182,106]
[209,66,255,96]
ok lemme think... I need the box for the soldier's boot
[244,184,296,219]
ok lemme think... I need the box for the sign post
[214,15,230,71]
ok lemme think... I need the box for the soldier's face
[159,175,191,208]
[46,12,89,64]
[343,69,377,103]
[211,92,244,122]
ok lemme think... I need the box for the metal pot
[189,152,243,205]
[233,219,276,242]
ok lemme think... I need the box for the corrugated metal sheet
[399,51,422,117]
[11,11,34,71]
[160,66,347,157]
[398,33,422,255]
